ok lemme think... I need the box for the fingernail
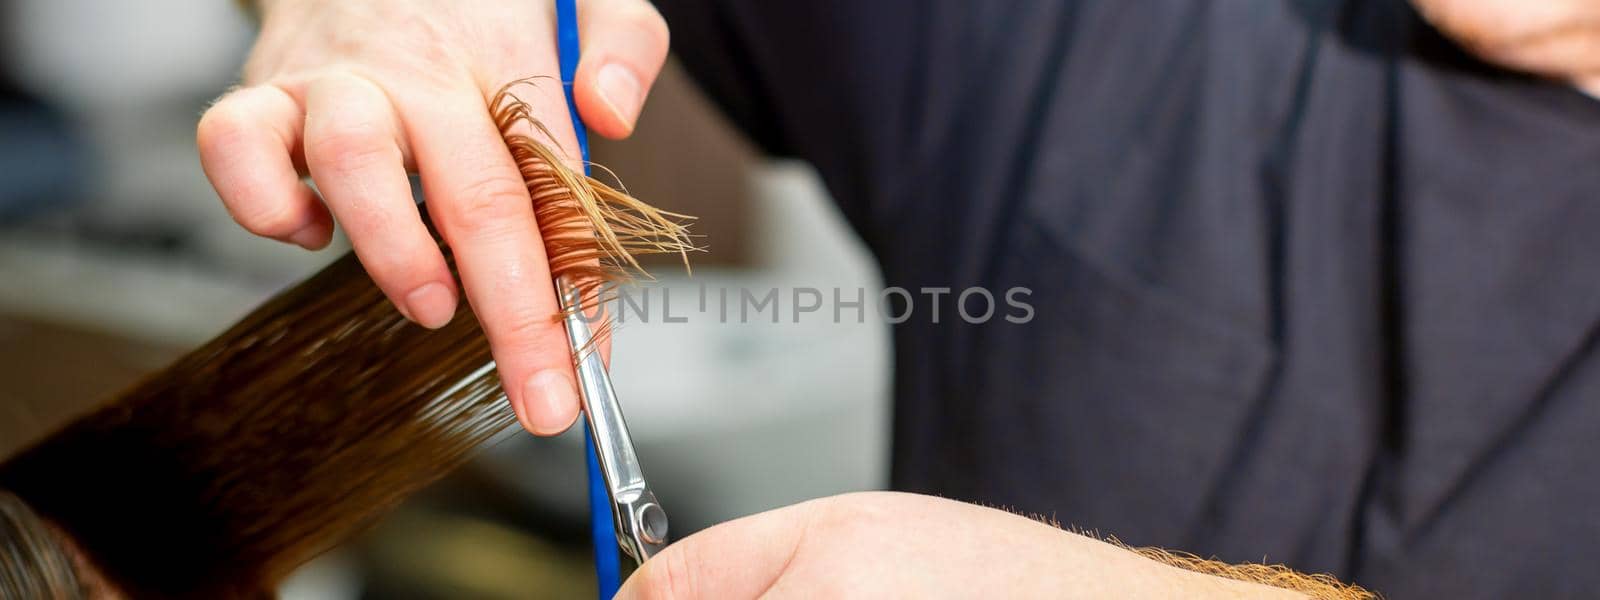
[521,369,579,435]
[287,222,330,250]
[404,282,456,329]
[597,63,644,129]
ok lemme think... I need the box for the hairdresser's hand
[618,492,1305,599]
[197,0,669,435]
[1410,0,1600,96]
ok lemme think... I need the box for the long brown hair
[0,82,693,598]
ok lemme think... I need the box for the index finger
[398,86,581,436]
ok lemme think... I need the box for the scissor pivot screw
[638,502,669,544]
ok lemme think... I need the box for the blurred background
[0,1,890,597]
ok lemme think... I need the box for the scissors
[557,278,670,564]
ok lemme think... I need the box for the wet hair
[0,82,693,598]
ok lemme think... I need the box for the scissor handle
[557,278,670,562]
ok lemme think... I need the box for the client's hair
[0,82,692,598]
[1,490,81,599]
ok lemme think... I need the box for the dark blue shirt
[654,1,1600,596]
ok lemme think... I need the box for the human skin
[196,0,671,437]
[197,1,1596,595]
[1410,0,1600,95]
[617,492,1308,599]
[197,0,1597,437]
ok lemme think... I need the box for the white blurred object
[278,552,362,600]
[483,161,892,534]
[2,0,333,280]
[4,0,251,108]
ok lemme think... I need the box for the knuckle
[617,4,671,53]
[493,305,561,350]
[196,100,251,157]
[230,200,302,238]
[306,122,392,176]
[356,237,429,279]
[639,547,696,600]
[439,173,529,232]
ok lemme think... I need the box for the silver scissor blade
[557,278,669,564]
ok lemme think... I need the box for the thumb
[616,499,822,599]
[574,0,671,139]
